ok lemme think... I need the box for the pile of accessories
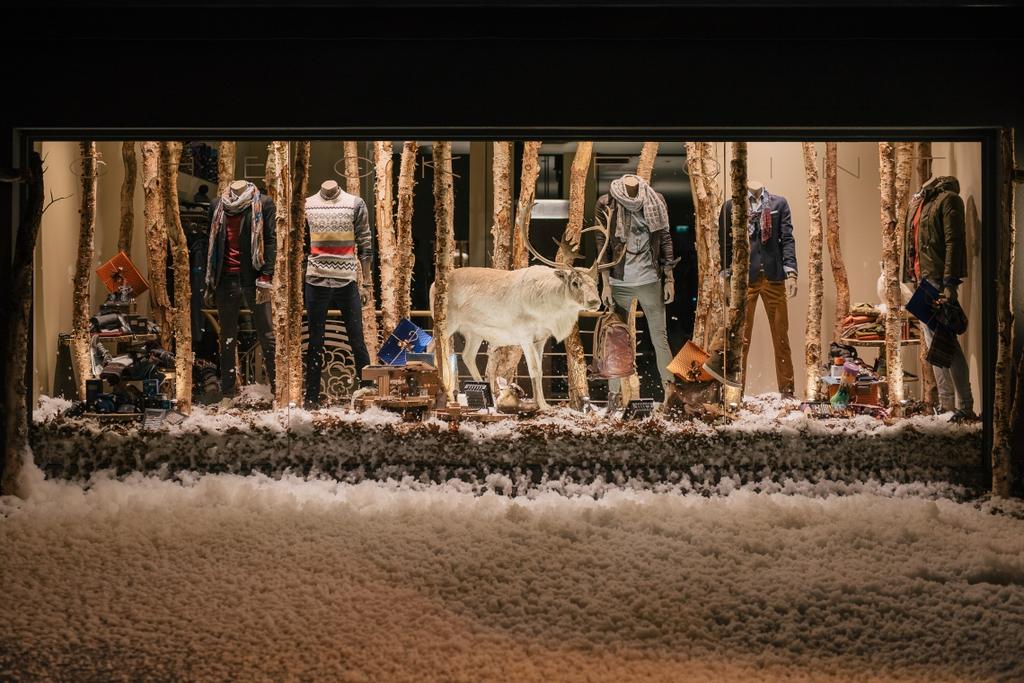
[817,342,885,411]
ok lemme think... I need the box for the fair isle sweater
[304,189,372,287]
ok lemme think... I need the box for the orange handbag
[667,340,714,383]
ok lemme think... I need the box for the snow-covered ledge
[29,394,984,495]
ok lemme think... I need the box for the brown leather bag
[589,311,635,379]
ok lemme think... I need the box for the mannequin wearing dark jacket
[902,175,973,418]
[704,187,798,396]
[206,183,277,397]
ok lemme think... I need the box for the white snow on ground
[2,471,1022,682]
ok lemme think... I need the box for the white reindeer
[431,210,622,410]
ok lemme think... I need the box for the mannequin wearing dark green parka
[902,176,967,289]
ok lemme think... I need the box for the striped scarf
[206,182,265,287]
[749,190,772,244]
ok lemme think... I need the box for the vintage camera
[90,312,131,334]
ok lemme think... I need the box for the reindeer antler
[582,206,626,277]
[520,201,569,269]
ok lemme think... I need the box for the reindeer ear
[553,269,571,283]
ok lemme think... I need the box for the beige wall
[717,141,982,401]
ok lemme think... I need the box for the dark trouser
[215,273,275,396]
[304,281,371,404]
[709,274,794,395]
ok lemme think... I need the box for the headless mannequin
[229,179,248,195]
[747,180,764,200]
[623,175,640,198]
[314,179,371,285]
[320,179,341,200]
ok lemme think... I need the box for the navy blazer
[718,192,798,283]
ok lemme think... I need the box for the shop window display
[27,140,985,491]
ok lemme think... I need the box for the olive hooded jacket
[902,176,967,287]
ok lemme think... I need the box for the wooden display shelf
[838,336,920,348]
[94,333,158,344]
[81,412,143,422]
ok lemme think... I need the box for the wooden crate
[825,381,882,406]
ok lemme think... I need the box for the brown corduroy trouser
[708,274,795,395]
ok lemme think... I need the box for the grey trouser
[921,323,973,412]
[608,280,674,392]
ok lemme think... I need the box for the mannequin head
[320,179,341,199]
[747,180,765,198]
[623,174,640,198]
[228,179,249,195]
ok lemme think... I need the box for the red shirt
[225,213,242,273]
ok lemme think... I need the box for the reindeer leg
[523,339,550,411]
[462,333,483,381]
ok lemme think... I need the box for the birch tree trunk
[141,142,172,350]
[268,141,293,406]
[879,142,904,408]
[217,141,236,197]
[914,141,938,406]
[490,141,514,271]
[289,141,311,404]
[689,142,724,350]
[374,141,398,337]
[432,142,456,397]
[489,141,541,391]
[160,142,193,413]
[801,143,825,400]
[344,141,379,360]
[343,141,361,196]
[724,142,750,406]
[825,142,850,341]
[894,142,914,268]
[557,141,592,410]
[118,141,136,253]
[1,153,48,496]
[991,129,1016,497]
[70,142,98,399]
[636,142,659,183]
[395,141,419,322]
[510,141,542,272]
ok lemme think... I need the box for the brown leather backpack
[590,311,635,379]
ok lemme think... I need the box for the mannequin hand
[663,277,675,304]
[359,284,371,306]
[941,286,958,303]
[785,275,798,299]
[602,286,615,309]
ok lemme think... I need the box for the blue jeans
[304,282,371,404]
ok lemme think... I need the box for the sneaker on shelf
[701,351,741,388]
[949,407,979,423]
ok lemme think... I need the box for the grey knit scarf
[608,174,669,240]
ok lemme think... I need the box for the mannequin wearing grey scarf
[600,173,677,397]
[607,174,671,238]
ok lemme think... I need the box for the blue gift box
[378,319,433,366]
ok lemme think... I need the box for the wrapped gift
[378,319,433,366]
